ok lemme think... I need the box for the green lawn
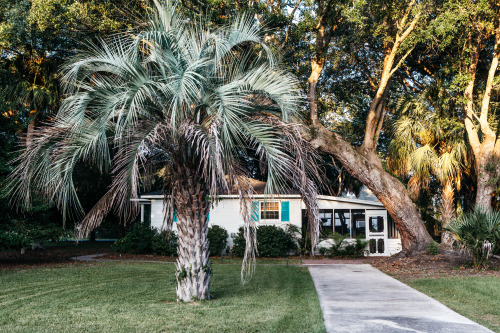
[0,262,325,332]
[407,276,500,332]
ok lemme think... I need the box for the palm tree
[6,1,321,301]
[388,95,467,245]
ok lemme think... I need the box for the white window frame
[260,201,280,221]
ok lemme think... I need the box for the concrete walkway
[307,264,492,333]
[70,253,110,261]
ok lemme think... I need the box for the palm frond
[5,0,321,285]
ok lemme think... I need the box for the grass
[407,276,500,332]
[0,262,325,332]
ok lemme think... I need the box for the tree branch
[390,45,415,76]
[281,0,302,48]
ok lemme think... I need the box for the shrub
[0,201,66,252]
[446,208,500,269]
[288,224,310,256]
[427,242,439,255]
[342,238,369,257]
[322,232,348,257]
[257,225,297,257]
[286,224,325,256]
[231,227,247,257]
[0,219,66,251]
[322,232,368,258]
[152,230,178,256]
[208,225,228,256]
[113,223,156,254]
[232,225,297,257]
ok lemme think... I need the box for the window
[260,201,279,220]
[387,214,400,239]
[334,209,366,238]
[351,210,366,238]
[143,204,151,227]
[369,216,384,233]
[334,209,350,236]
[319,209,333,230]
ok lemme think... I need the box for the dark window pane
[377,239,385,253]
[261,211,279,220]
[144,204,151,227]
[334,209,350,237]
[369,239,376,253]
[377,216,384,232]
[369,216,384,233]
[351,209,365,238]
[388,214,399,239]
[302,209,308,230]
[319,209,333,231]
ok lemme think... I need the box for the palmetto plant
[446,208,500,269]
[5,1,321,301]
[388,95,467,244]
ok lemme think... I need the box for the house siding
[140,195,401,256]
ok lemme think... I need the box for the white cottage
[135,180,402,256]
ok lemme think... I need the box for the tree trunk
[308,57,324,125]
[440,181,454,245]
[463,28,500,211]
[173,167,211,302]
[307,125,433,254]
[474,149,496,210]
[304,1,430,254]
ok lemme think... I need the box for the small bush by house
[319,232,368,258]
[232,225,297,257]
[152,230,178,256]
[208,225,228,256]
[113,223,156,254]
[113,224,177,256]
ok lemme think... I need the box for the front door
[366,210,387,255]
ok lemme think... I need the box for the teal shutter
[173,207,177,222]
[251,201,259,221]
[281,201,290,222]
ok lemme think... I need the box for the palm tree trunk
[440,181,454,245]
[174,167,211,302]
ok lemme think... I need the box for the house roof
[139,177,300,198]
[234,177,300,195]
[137,178,382,207]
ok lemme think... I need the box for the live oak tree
[423,0,500,211]
[446,0,500,210]
[6,1,321,302]
[299,0,435,253]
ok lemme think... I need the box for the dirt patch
[0,242,113,270]
[371,248,500,281]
